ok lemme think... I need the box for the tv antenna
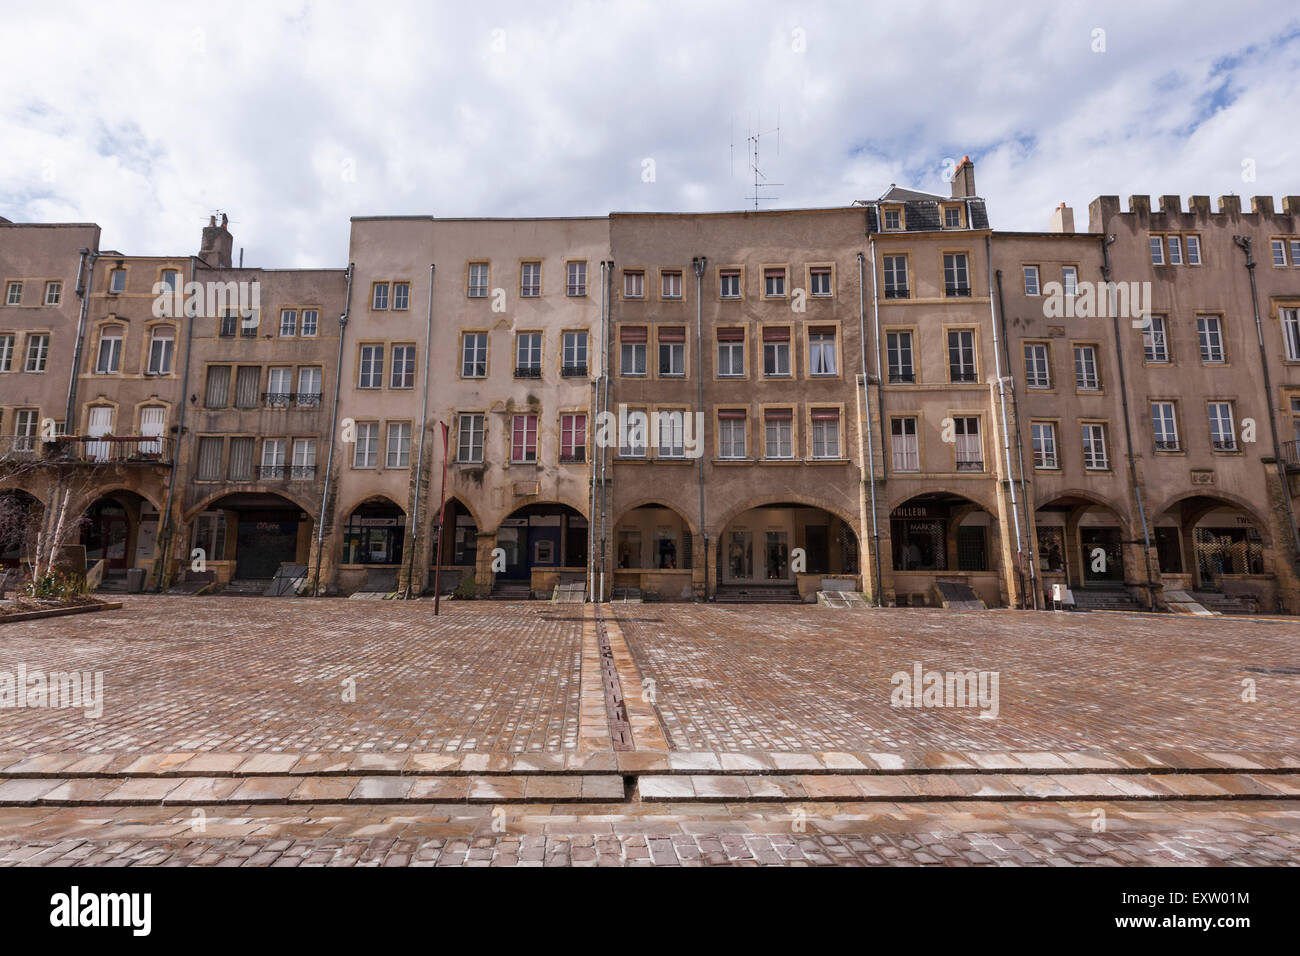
[730,111,782,209]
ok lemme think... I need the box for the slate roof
[859,186,991,234]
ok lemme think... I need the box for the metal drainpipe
[154,255,198,592]
[404,264,435,600]
[1234,235,1300,577]
[598,259,613,601]
[314,263,354,595]
[587,375,597,602]
[868,236,888,487]
[1099,235,1155,609]
[984,235,1027,608]
[64,249,98,427]
[994,267,1039,608]
[856,252,882,605]
[692,256,707,600]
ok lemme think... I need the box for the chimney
[1049,203,1075,233]
[199,213,234,268]
[950,155,976,198]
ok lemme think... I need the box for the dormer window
[882,207,903,231]
[942,205,964,229]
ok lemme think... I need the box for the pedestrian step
[713,585,801,604]
[220,578,271,596]
[1071,587,1143,611]
[1192,590,1257,615]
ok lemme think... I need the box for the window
[717,328,744,377]
[1166,236,1182,266]
[762,327,791,376]
[1062,266,1078,297]
[24,334,48,372]
[161,270,180,293]
[661,271,682,299]
[371,282,389,310]
[566,261,587,297]
[620,326,647,376]
[515,332,542,377]
[1144,315,1169,363]
[204,366,231,408]
[719,269,740,299]
[13,409,38,452]
[562,331,588,376]
[1186,235,1202,265]
[520,262,541,297]
[1292,241,1300,267]
[461,332,487,378]
[954,417,982,471]
[1208,402,1236,450]
[228,437,255,481]
[234,365,260,408]
[808,327,837,376]
[1024,343,1051,389]
[267,366,292,403]
[1023,265,1040,296]
[468,263,489,298]
[1149,236,1165,265]
[560,413,587,462]
[947,329,976,382]
[658,327,685,377]
[261,438,286,477]
[196,437,223,481]
[809,267,832,296]
[44,281,61,306]
[657,411,685,458]
[292,438,317,478]
[1031,422,1058,469]
[219,311,238,337]
[240,310,259,337]
[887,331,914,383]
[96,326,123,374]
[891,417,919,471]
[279,310,297,337]
[511,414,538,463]
[1197,315,1225,363]
[943,254,970,296]
[297,367,322,405]
[718,410,746,459]
[883,256,909,299]
[1272,239,1287,267]
[763,268,786,298]
[0,334,13,371]
[764,409,793,459]
[882,208,901,230]
[620,409,647,458]
[944,206,962,229]
[5,282,21,305]
[359,344,384,388]
[1082,423,1109,470]
[392,282,409,310]
[623,270,644,298]
[353,423,378,468]
[1283,308,1300,362]
[1073,345,1100,390]
[301,309,318,337]
[109,270,125,294]
[811,409,840,459]
[386,422,411,468]
[1151,402,1179,451]
[457,413,485,463]
[391,344,416,388]
[147,328,174,375]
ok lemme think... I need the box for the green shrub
[454,576,477,599]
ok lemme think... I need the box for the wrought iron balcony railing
[256,464,318,480]
[261,392,323,408]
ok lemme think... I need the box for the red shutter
[764,408,793,420]
[811,408,839,421]
[658,326,686,343]
[620,326,647,343]
[716,327,744,342]
[718,409,747,420]
[808,325,836,335]
[762,326,790,342]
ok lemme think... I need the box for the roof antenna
[744,108,782,209]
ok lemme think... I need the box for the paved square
[0,597,584,754]
[612,605,1300,755]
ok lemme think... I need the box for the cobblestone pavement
[0,597,584,754]
[614,605,1300,754]
[1,800,1296,866]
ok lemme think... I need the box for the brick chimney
[950,156,977,198]
[1049,203,1075,233]
[199,213,233,268]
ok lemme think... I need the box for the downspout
[994,267,1038,608]
[692,256,708,600]
[313,263,354,595]
[64,249,98,427]
[598,259,613,601]
[984,235,1026,608]
[1234,235,1300,579]
[153,255,199,592]
[868,236,888,485]
[587,376,597,602]
[857,251,882,605]
[404,263,435,599]
[1101,235,1155,609]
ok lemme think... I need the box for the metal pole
[405,263,436,600]
[314,263,353,595]
[693,255,707,599]
[433,421,449,615]
[154,255,198,592]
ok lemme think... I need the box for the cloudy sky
[2,1,1297,266]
